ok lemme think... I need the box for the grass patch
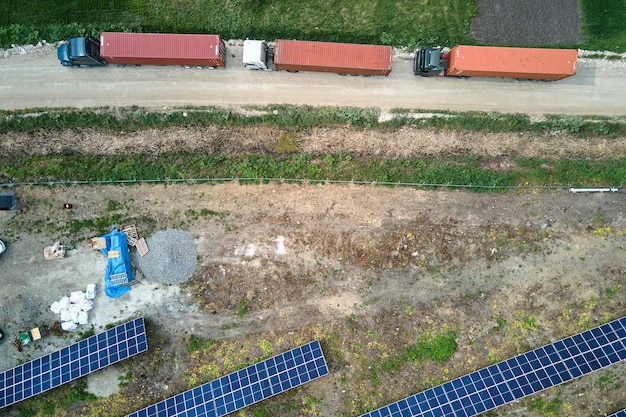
[2,1,624,53]
[0,105,382,133]
[527,396,563,414]
[1,107,624,189]
[3,106,625,137]
[237,300,248,318]
[187,334,214,353]
[15,380,96,417]
[274,132,300,154]
[2,153,624,190]
[580,0,626,52]
[0,0,477,48]
[406,330,457,363]
[68,213,126,235]
[382,330,457,372]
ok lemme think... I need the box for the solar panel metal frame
[126,340,328,417]
[0,317,148,409]
[360,316,626,417]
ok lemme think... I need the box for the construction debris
[90,224,149,256]
[50,285,96,331]
[90,237,107,250]
[569,187,619,193]
[14,326,48,351]
[123,224,139,246]
[43,241,66,260]
[136,237,149,257]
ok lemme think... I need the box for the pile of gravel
[1,41,57,58]
[133,229,198,284]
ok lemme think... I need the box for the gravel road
[1,43,625,116]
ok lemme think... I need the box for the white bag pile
[50,284,96,331]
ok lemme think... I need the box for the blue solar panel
[360,316,626,417]
[0,317,147,409]
[126,340,328,417]
[607,410,626,417]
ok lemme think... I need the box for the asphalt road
[1,46,625,115]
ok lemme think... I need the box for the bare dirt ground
[1,124,626,417]
[471,0,582,46]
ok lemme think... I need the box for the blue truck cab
[57,36,108,67]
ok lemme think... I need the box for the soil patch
[471,0,582,46]
[1,182,626,416]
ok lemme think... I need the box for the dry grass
[1,126,624,161]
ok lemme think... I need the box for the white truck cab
[243,39,270,70]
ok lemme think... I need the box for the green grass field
[143,0,476,46]
[1,1,624,52]
[581,0,626,51]
[0,0,626,52]
[0,0,476,48]
[0,0,144,25]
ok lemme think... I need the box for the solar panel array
[360,316,626,417]
[0,317,147,409]
[607,410,626,417]
[126,340,328,417]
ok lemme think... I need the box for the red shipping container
[100,32,226,67]
[446,46,577,80]
[274,40,393,76]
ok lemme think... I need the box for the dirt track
[1,42,626,116]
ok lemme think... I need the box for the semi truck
[57,36,108,67]
[57,33,578,82]
[243,39,393,76]
[57,33,226,68]
[414,45,578,81]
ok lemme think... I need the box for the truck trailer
[100,32,226,67]
[243,39,393,76]
[58,33,226,68]
[414,45,578,81]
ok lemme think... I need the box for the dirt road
[1,43,625,116]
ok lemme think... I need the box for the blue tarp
[99,227,133,298]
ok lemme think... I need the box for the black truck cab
[413,47,447,76]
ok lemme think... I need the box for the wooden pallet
[136,237,149,257]
[123,224,139,247]
[110,272,129,286]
